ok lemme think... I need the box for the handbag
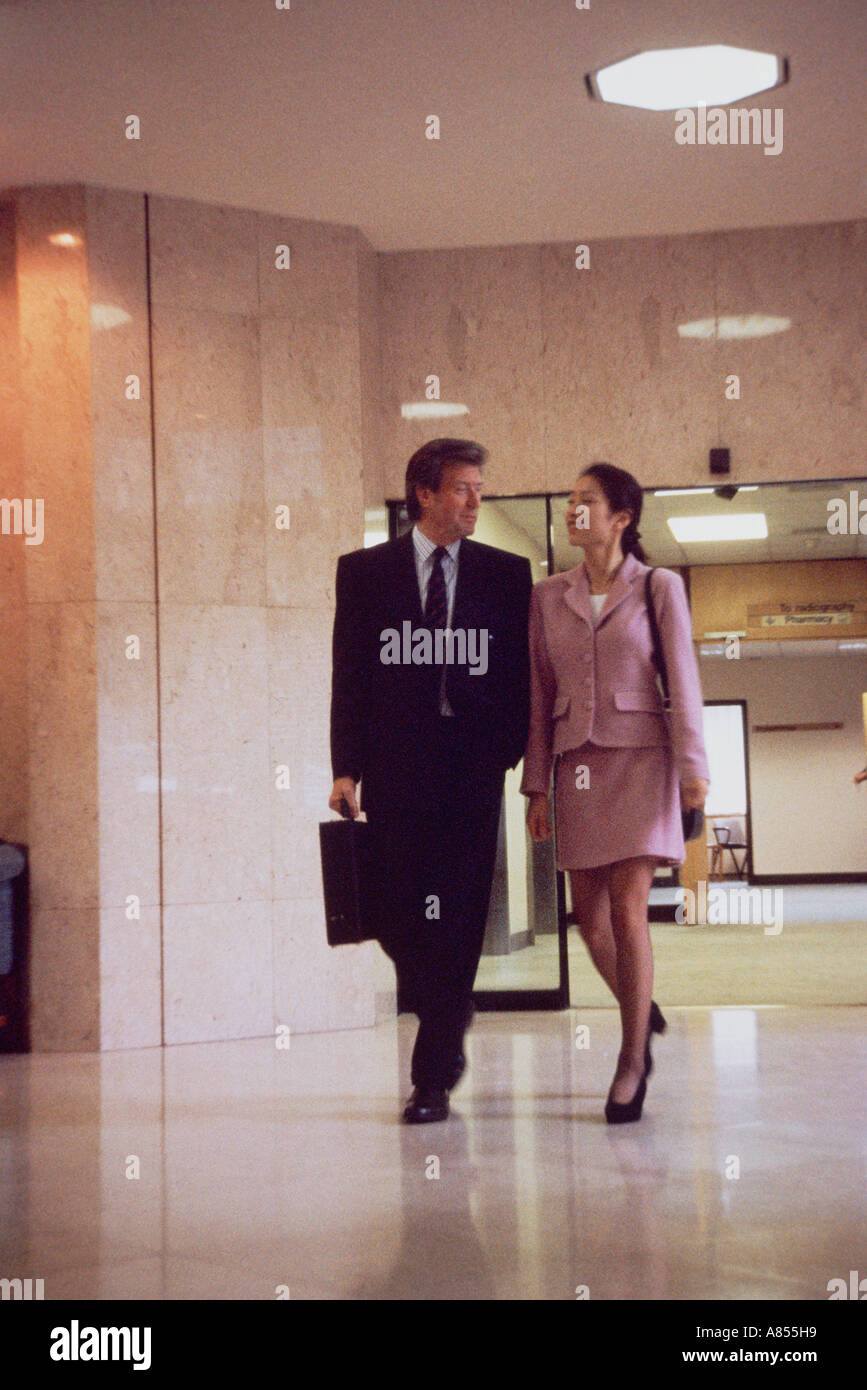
[318,800,379,946]
[644,569,705,843]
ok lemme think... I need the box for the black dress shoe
[402,1088,449,1124]
[649,1000,667,1034]
[605,1075,647,1125]
[645,1000,667,1076]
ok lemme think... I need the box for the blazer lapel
[390,531,424,626]
[596,552,643,625]
[451,537,483,629]
[563,552,645,628]
[563,565,595,629]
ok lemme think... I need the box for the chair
[709,817,749,880]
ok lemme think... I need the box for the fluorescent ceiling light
[654,488,715,497]
[668,513,768,542]
[678,314,791,340]
[655,486,758,497]
[401,402,470,420]
[588,45,786,112]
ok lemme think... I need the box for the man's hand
[329,777,359,818]
[526,792,553,842]
[680,777,709,810]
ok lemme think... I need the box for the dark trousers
[368,718,504,1090]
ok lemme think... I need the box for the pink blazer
[521,551,710,795]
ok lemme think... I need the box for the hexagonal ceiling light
[586,45,788,111]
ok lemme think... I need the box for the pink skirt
[554,741,684,871]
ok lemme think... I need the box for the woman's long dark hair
[581,462,649,563]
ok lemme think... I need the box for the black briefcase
[318,804,378,946]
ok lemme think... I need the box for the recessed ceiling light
[587,45,787,112]
[668,514,768,542]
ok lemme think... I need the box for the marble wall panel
[272,898,375,1035]
[99,903,161,1051]
[14,185,96,605]
[162,900,273,1045]
[0,200,29,843]
[358,231,384,512]
[85,188,155,604]
[25,601,99,912]
[378,245,547,500]
[29,904,100,1051]
[148,196,259,316]
[0,197,27,611]
[151,304,266,606]
[0,604,29,841]
[158,602,270,908]
[258,214,365,606]
[375,220,867,504]
[541,232,719,491]
[267,607,333,902]
[710,221,867,482]
[95,601,160,909]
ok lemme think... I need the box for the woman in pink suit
[522,464,709,1124]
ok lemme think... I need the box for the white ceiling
[1,0,864,251]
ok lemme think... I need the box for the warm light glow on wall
[48,232,82,247]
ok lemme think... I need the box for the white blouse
[589,593,606,625]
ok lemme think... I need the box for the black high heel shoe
[644,1000,667,1076]
[605,1074,647,1125]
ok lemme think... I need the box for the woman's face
[565,473,630,551]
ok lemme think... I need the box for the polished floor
[1,1005,864,1300]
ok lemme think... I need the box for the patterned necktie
[424,546,448,630]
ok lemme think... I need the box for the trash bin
[0,841,29,1053]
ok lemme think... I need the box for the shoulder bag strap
[644,567,671,709]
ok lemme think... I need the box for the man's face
[417,463,483,542]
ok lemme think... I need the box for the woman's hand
[680,777,709,810]
[526,792,553,842]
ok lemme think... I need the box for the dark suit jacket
[331,531,532,817]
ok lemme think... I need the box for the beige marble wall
[5,187,101,1049]
[379,245,547,498]
[0,198,28,842]
[147,196,376,1047]
[378,220,867,498]
[85,188,162,1051]
[2,186,379,1051]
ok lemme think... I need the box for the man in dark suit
[329,438,531,1123]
